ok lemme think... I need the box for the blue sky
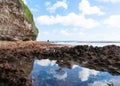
[23,0,120,41]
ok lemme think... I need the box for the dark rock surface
[40,45,120,75]
[0,41,58,86]
[0,63,32,86]
[0,41,120,85]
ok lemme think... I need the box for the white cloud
[46,0,68,13]
[89,79,120,86]
[79,0,105,15]
[93,33,120,41]
[43,31,50,35]
[45,1,51,6]
[109,79,120,86]
[36,27,120,41]
[104,15,120,28]
[37,13,100,29]
[96,0,120,3]
[72,65,79,69]
[54,72,67,80]
[79,68,99,81]
[60,30,69,35]
[35,59,56,66]
[89,81,108,86]
[22,0,27,4]
[36,27,87,41]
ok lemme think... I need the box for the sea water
[53,41,120,47]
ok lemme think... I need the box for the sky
[23,0,120,41]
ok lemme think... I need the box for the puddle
[30,59,120,86]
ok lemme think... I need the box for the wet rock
[0,63,32,86]
[0,41,57,85]
[43,44,120,75]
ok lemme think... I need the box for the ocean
[53,41,120,47]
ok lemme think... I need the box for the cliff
[0,0,38,41]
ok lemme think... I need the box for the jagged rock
[0,0,38,41]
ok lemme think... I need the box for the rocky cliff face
[0,0,38,41]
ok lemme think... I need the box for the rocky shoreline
[0,41,120,86]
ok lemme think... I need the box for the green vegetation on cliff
[18,0,38,37]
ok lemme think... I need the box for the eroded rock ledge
[0,41,120,86]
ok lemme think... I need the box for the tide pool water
[30,59,120,86]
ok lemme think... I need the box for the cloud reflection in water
[30,59,120,86]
